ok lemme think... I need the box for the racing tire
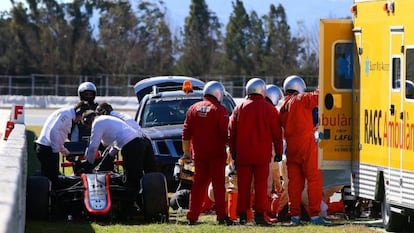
[26,176,51,220]
[381,189,406,232]
[140,172,169,223]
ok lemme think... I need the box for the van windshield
[142,98,201,127]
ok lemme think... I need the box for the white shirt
[86,115,139,164]
[110,111,147,137]
[36,107,76,153]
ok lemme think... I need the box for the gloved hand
[60,147,70,157]
[274,154,282,162]
[108,147,119,157]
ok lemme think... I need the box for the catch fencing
[0,74,318,98]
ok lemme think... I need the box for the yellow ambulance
[318,0,414,231]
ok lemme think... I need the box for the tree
[65,0,99,74]
[0,12,20,74]
[223,0,251,75]
[246,11,266,75]
[98,1,172,75]
[9,1,42,74]
[262,4,304,77]
[296,20,319,76]
[135,1,173,75]
[175,0,221,76]
[7,0,98,74]
[98,1,139,74]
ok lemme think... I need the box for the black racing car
[26,142,169,222]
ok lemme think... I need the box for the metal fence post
[55,75,59,96]
[8,76,11,95]
[31,74,35,96]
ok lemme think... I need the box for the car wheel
[26,176,50,220]
[381,189,406,232]
[140,172,169,223]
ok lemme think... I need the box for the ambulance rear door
[318,19,354,170]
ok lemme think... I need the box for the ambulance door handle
[390,105,395,116]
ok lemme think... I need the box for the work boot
[310,216,331,226]
[290,216,301,226]
[254,212,272,226]
[238,212,247,225]
[187,218,197,225]
[218,216,234,225]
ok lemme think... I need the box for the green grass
[26,215,381,233]
[25,125,381,233]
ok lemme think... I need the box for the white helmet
[246,78,266,97]
[78,82,97,102]
[283,75,306,94]
[203,81,225,103]
[266,84,284,106]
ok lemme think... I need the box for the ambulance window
[391,57,401,89]
[406,49,414,84]
[334,43,353,89]
[405,49,414,98]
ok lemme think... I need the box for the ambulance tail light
[350,4,357,16]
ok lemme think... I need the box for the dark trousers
[121,137,145,201]
[142,137,157,173]
[35,143,59,187]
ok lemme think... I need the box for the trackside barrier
[0,112,27,233]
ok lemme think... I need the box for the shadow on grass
[25,219,96,233]
[26,129,40,176]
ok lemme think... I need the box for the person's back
[183,96,228,159]
[88,115,138,153]
[231,95,282,165]
[278,75,330,226]
[279,91,318,141]
[182,81,232,225]
[228,78,283,226]
[37,107,74,151]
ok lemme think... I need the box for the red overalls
[229,95,283,217]
[183,96,229,222]
[279,90,322,218]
